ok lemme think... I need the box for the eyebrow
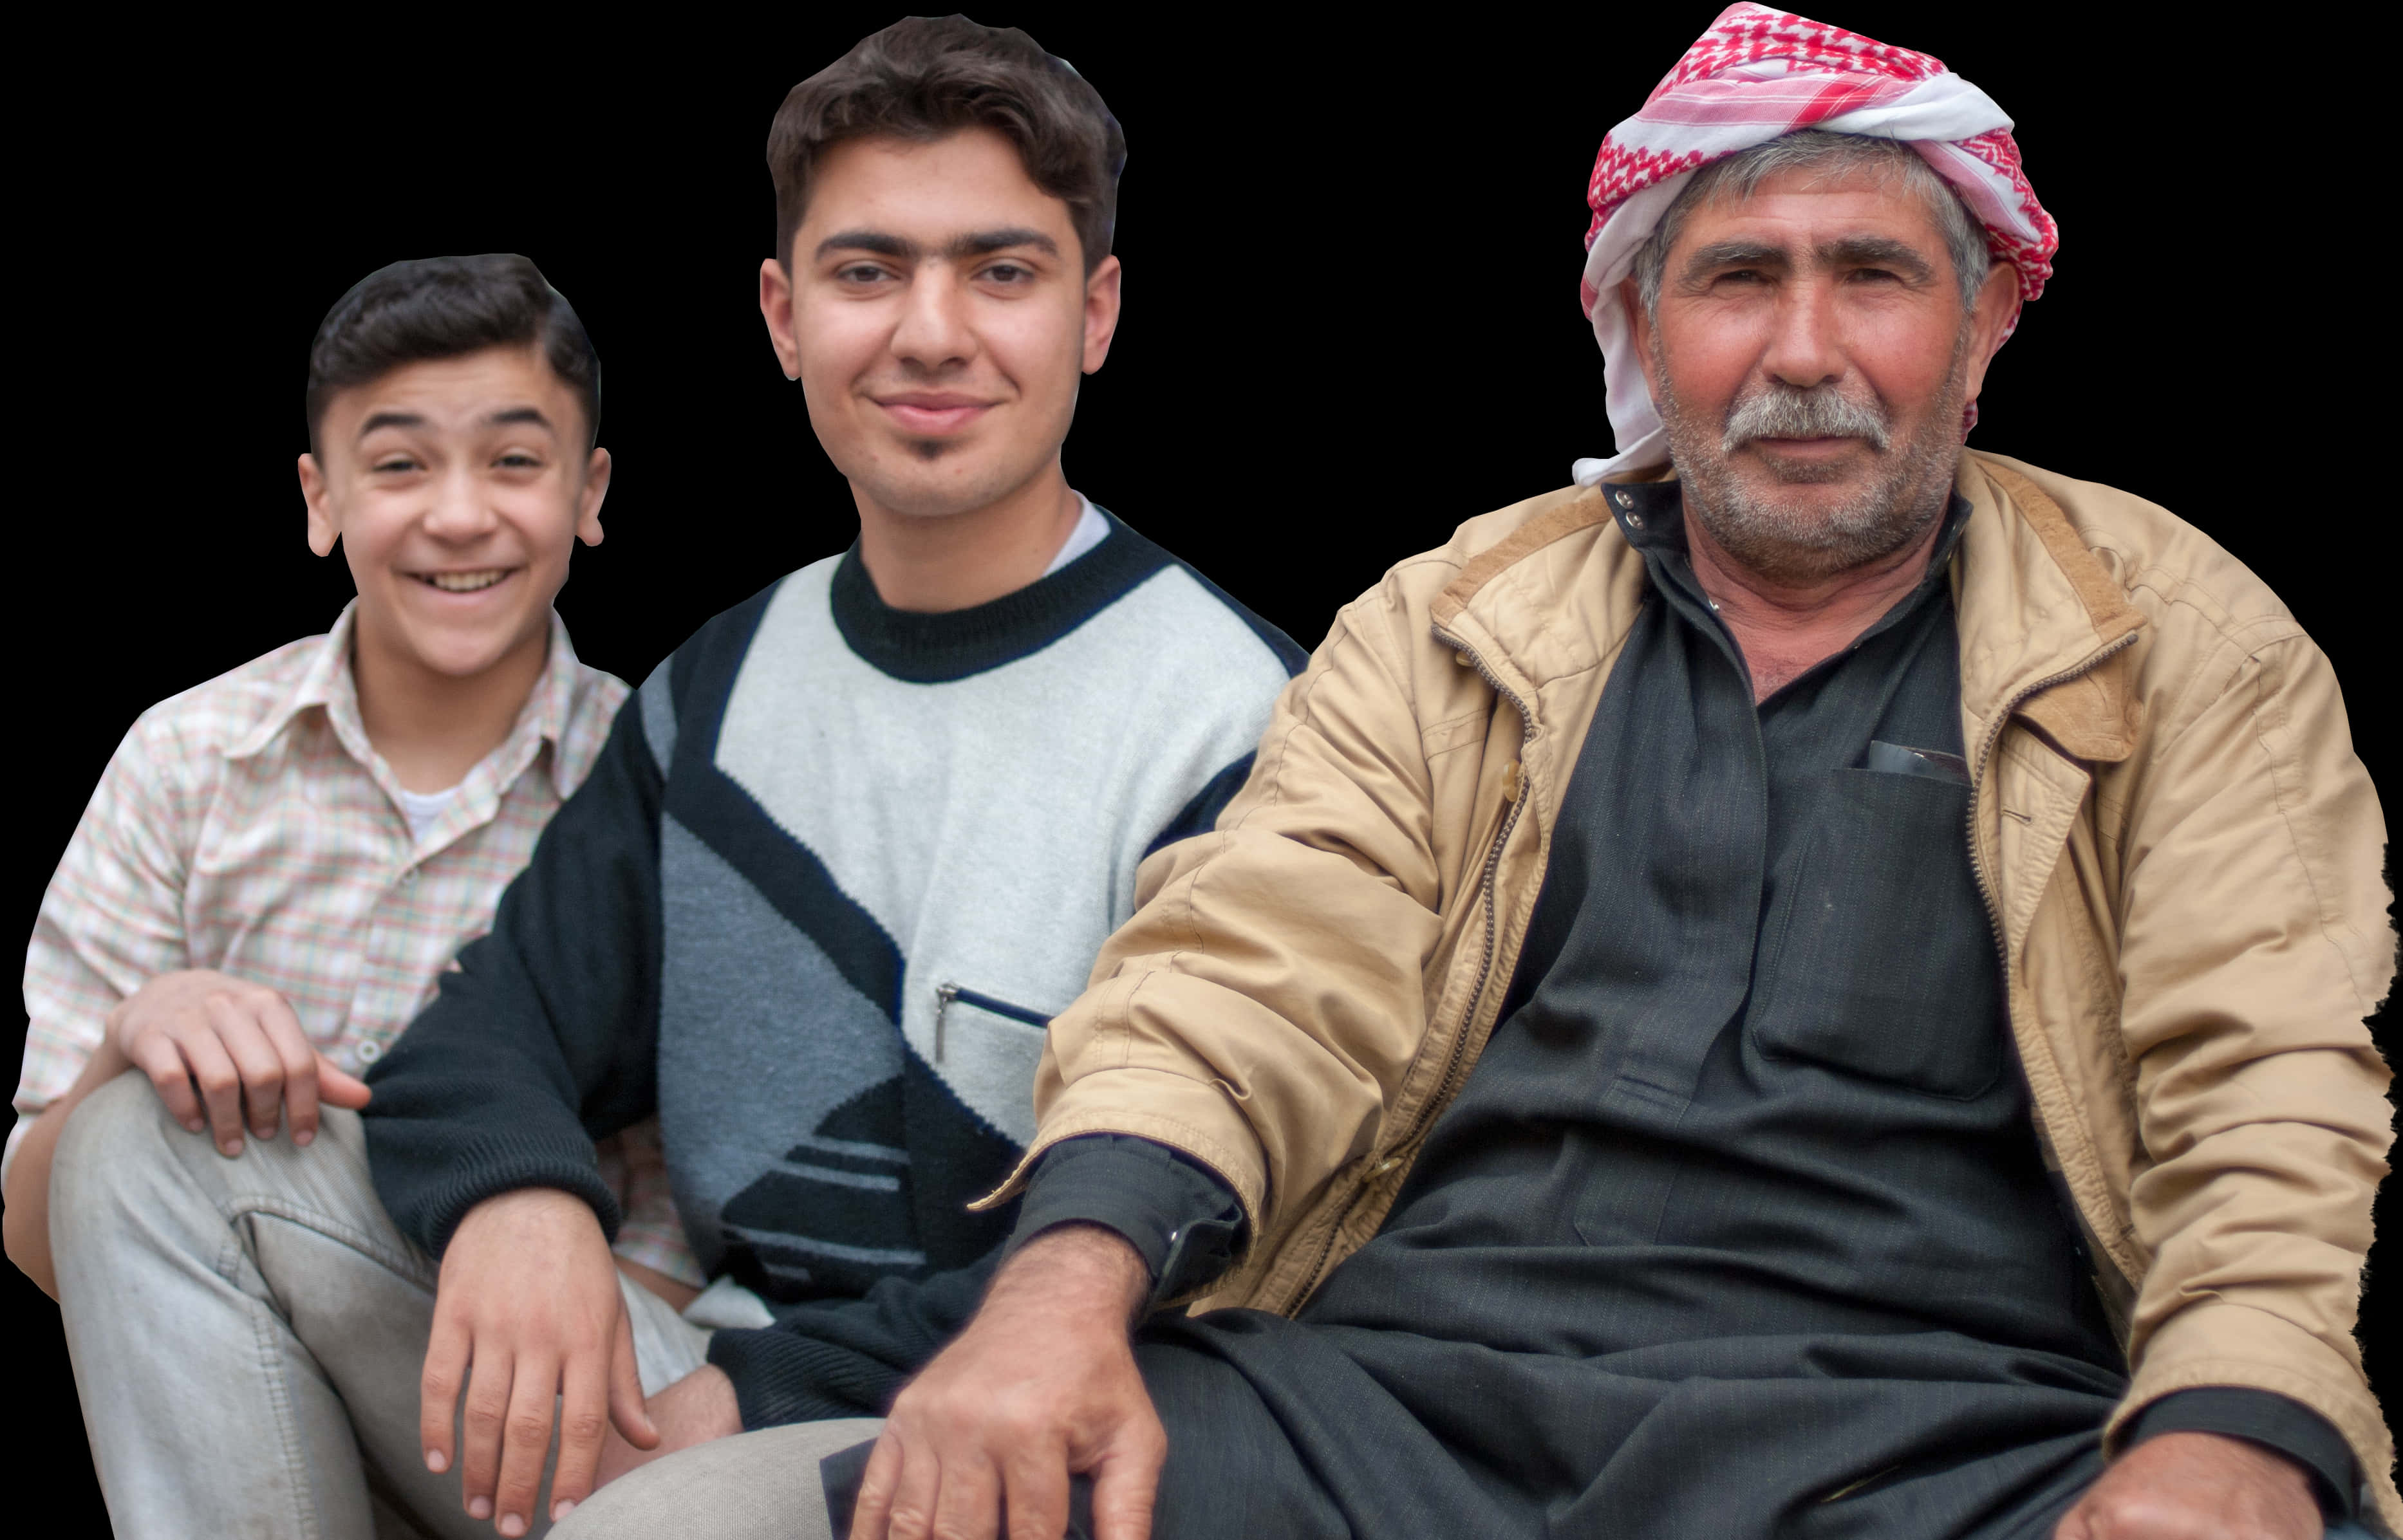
[812,227,1060,263]
[1681,234,1937,284]
[485,405,554,431]
[357,411,425,438]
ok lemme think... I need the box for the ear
[760,257,803,380]
[1619,276,1663,400]
[1958,263,2023,411]
[575,446,612,547]
[1080,254,1123,375]
[299,452,340,557]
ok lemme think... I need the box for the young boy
[6,255,694,1319]
[47,19,1301,1540]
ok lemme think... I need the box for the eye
[980,261,1034,284]
[495,451,542,469]
[835,262,893,285]
[371,455,419,474]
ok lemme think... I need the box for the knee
[50,1069,180,1199]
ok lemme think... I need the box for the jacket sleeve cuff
[2126,1387,2356,1523]
[1004,1133,1244,1306]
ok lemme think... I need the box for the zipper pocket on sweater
[933,982,1050,1062]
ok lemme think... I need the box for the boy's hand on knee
[108,969,371,1156]
[854,1223,1163,1540]
[421,1187,658,1537]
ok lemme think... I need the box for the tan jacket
[999,451,2398,1527]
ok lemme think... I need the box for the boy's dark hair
[305,254,601,456]
[768,16,1125,274]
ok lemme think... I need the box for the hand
[2055,1431,2321,1539]
[590,1365,743,1492]
[108,968,371,1156]
[421,1188,659,1535]
[853,1224,1164,1540]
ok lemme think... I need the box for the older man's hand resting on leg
[850,1225,1159,1540]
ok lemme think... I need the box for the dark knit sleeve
[362,694,668,1256]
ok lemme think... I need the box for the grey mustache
[1722,386,1891,454]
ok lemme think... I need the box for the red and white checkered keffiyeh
[1571,5,2058,485]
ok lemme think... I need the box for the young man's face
[760,126,1121,520]
[297,345,608,678]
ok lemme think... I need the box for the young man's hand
[108,968,371,1155]
[2053,1431,2321,1539]
[422,1187,659,1535]
[852,1223,1163,1540]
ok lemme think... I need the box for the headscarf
[1572,5,2059,485]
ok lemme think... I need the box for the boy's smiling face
[299,344,608,681]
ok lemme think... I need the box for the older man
[565,8,2396,1540]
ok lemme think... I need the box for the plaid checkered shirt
[13,602,702,1285]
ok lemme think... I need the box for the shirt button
[1612,490,1632,509]
[1625,512,1645,528]
[400,866,419,885]
[354,1039,384,1065]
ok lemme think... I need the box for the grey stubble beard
[1655,329,1971,586]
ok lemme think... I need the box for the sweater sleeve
[362,694,667,1256]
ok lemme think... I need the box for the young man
[10,250,702,1498]
[48,17,1299,1539]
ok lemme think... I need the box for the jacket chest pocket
[1745,768,2003,1100]
[932,984,1052,1147]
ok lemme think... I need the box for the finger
[457,1342,516,1522]
[491,1351,561,1538]
[1089,1422,1167,1540]
[2049,1503,2091,1540]
[254,994,322,1143]
[606,1308,657,1451]
[927,1447,1004,1540]
[207,992,287,1140]
[851,1432,909,1540]
[885,1427,953,1540]
[1000,1443,1071,1540]
[126,1032,206,1132]
[315,1053,375,1111]
[180,1027,248,1156]
[547,1348,609,1523]
[420,1314,471,1478]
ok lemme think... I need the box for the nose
[1760,273,1844,392]
[421,462,498,542]
[888,262,975,371]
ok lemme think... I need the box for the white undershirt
[395,784,462,845]
[1041,494,1108,577]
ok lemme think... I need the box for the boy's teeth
[424,570,507,593]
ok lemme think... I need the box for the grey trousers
[51,1071,712,1540]
[554,1419,884,1540]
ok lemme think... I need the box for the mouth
[874,393,996,435]
[409,568,516,595]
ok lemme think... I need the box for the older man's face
[1629,163,2016,584]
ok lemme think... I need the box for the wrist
[990,1222,1150,1326]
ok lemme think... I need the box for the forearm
[4,1041,130,1295]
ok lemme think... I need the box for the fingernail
[469,1496,492,1519]
[185,1120,205,1134]
[499,1513,527,1537]
[553,1499,577,1521]
[220,1138,243,1157]
[425,1449,447,1473]
[254,1126,275,1140]
[294,1129,313,1146]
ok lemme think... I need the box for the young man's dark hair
[304,252,603,453]
[767,15,1125,272]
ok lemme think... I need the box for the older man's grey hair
[1631,131,1994,316]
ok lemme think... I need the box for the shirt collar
[1606,479,1974,613]
[225,601,584,797]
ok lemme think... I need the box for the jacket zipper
[1960,629,2140,1330]
[931,981,1050,1062]
[1287,626,1538,1304]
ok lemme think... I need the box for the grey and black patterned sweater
[362,510,1301,1416]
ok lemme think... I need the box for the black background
[10,8,2391,1530]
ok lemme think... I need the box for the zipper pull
[933,982,958,1062]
